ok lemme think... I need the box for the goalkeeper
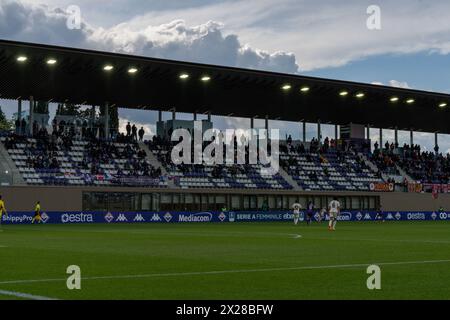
[0,195,7,227]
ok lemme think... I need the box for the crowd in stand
[370,140,449,184]
[147,133,281,180]
[3,120,163,185]
[370,151,399,176]
[4,118,450,188]
[282,138,373,180]
[398,149,450,183]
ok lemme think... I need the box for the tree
[0,106,14,131]
[56,103,79,116]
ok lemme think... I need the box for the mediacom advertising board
[1,210,450,224]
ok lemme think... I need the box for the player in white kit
[328,197,340,231]
[292,203,302,225]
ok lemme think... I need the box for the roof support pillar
[207,111,211,122]
[104,102,109,139]
[366,124,370,140]
[379,128,383,153]
[158,110,162,122]
[172,108,176,121]
[250,117,254,130]
[317,120,321,144]
[302,121,306,143]
[90,105,95,130]
[394,127,398,146]
[17,99,22,135]
[435,132,439,153]
[410,130,414,146]
[17,99,22,122]
[335,124,339,141]
[193,111,197,121]
[29,96,34,136]
[265,115,269,131]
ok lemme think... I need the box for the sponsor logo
[164,212,172,222]
[386,213,394,220]
[2,214,32,224]
[104,212,114,223]
[228,212,235,222]
[133,214,145,222]
[283,213,293,220]
[151,213,162,222]
[218,212,226,222]
[407,213,426,220]
[61,212,93,223]
[369,182,394,192]
[178,212,213,223]
[337,212,352,221]
[395,212,401,220]
[439,212,448,220]
[431,212,437,220]
[356,212,363,221]
[364,213,372,220]
[40,212,49,223]
[116,214,128,222]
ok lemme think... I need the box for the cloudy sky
[1,0,450,151]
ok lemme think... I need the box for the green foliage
[56,103,80,116]
[0,106,14,131]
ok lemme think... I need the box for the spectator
[132,124,137,141]
[138,127,145,141]
[126,122,131,136]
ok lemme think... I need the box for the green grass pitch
[0,221,449,300]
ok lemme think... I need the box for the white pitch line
[0,259,449,286]
[308,236,450,245]
[0,289,58,300]
[8,227,302,239]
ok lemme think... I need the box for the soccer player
[0,195,7,228]
[306,201,314,225]
[292,203,302,225]
[328,197,340,231]
[31,201,42,224]
[318,207,327,223]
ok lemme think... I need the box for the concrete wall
[380,192,450,211]
[0,186,83,211]
[1,185,449,212]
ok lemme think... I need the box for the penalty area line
[1,259,450,286]
[0,289,58,300]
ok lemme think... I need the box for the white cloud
[0,0,300,73]
[371,80,411,89]
[14,0,450,73]
[388,80,410,89]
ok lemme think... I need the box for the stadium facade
[0,39,450,214]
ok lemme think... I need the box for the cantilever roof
[0,39,449,133]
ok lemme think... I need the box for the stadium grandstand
[0,39,450,214]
